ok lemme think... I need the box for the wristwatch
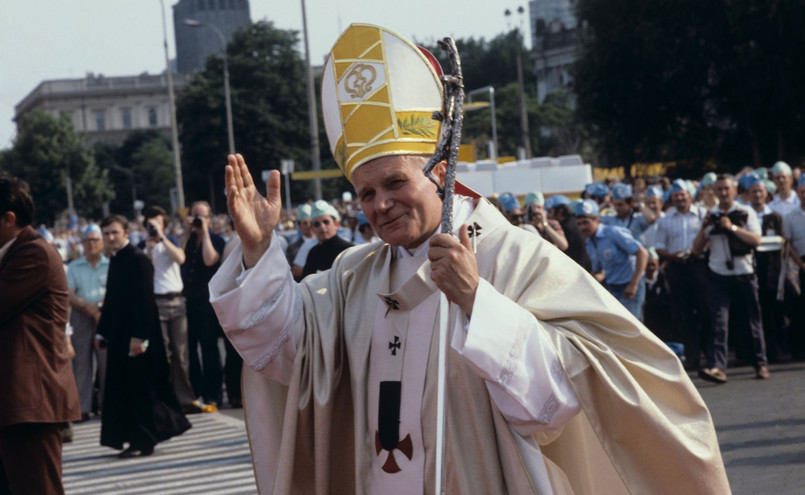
[730,224,738,233]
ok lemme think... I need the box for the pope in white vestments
[210,24,730,495]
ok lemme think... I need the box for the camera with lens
[192,216,203,228]
[708,212,729,235]
[147,223,159,238]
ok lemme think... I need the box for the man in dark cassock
[97,215,190,458]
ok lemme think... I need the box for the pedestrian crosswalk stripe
[63,413,257,494]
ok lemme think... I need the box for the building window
[121,108,132,129]
[95,110,106,131]
[148,108,158,127]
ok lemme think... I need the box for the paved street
[62,363,805,494]
[694,361,805,495]
[63,412,255,494]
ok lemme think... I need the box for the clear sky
[0,0,532,150]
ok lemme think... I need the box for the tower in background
[173,0,252,74]
[529,0,578,103]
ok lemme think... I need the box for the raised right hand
[225,154,281,268]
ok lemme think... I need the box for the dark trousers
[706,272,767,371]
[0,422,64,495]
[664,260,710,368]
[186,297,223,405]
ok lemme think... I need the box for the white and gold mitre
[321,24,444,181]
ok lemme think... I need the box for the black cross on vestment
[389,336,401,356]
[467,222,483,238]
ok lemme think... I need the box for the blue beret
[498,193,521,212]
[296,204,312,221]
[573,199,600,217]
[738,173,762,191]
[799,174,805,188]
[524,192,544,206]
[611,183,633,200]
[310,200,340,221]
[83,223,102,238]
[357,211,369,226]
[701,172,717,187]
[584,182,610,198]
[669,179,688,194]
[545,194,571,209]
[772,161,792,176]
[765,179,777,195]
[646,185,664,198]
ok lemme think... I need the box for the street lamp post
[300,0,323,200]
[184,19,236,155]
[161,0,185,211]
[467,86,498,160]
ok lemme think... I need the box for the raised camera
[192,216,203,228]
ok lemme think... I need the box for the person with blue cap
[697,172,718,211]
[746,174,785,362]
[583,181,613,214]
[602,183,658,241]
[574,199,648,320]
[353,210,380,245]
[641,185,666,248]
[692,174,768,383]
[655,178,711,368]
[544,194,592,271]
[66,223,110,422]
[286,204,315,269]
[523,192,568,250]
[497,193,527,228]
[301,200,353,279]
[783,173,805,359]
[770,161,801,217]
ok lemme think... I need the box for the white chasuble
[368,254,440,493]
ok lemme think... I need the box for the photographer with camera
[692,173,768,383]
[139,206,197,413]
[181,201,227,410]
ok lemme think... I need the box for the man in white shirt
[655,179,709,368]
[140,206,196,412]
[693,174,769,383]
[769,161,801,217]
[208,24,728,494]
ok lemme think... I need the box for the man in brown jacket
[0,174,80,494]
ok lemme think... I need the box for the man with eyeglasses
[67,224,109,421]
[301,200,354,279]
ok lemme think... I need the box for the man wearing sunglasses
[301,200,353,279]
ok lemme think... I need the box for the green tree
[2,110,112,224]
[573,0,805,174]
[177,21,314,211]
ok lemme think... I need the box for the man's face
[507,208,525,226]
[773,173,791,193]
[671,190,690,211]
[575,216,600,238]
[298,219,312,237]
[715,179,735,205]
[645,196,662,214]
[748,183,767,209]
[191,204,210,228]
[102,221,128,251]
[646,258,658,279]
[82,233,104,257]
[311,215,339,243]
[352,155,444,249]
[612,198,631,217]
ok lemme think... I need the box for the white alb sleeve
[209,232,303,385]
[451,279,580,436]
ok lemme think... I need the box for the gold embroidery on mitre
[322,24,443,180]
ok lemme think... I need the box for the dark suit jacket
[0,226,80,426]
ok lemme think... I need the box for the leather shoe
[756,366,770,379]
[118,445,154,458]
[698,367,728,384]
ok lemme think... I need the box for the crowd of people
[490,162,805,384]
